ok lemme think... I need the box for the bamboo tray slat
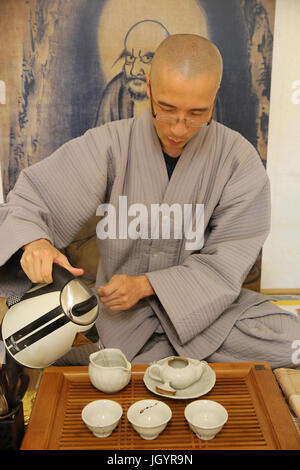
[21,362,300,450]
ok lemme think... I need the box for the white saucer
[143,357,216,400]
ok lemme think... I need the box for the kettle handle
[10,264,76,305]
[52,264,75,288]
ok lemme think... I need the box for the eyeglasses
[149,84,215,128]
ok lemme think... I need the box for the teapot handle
[148,364,163,383]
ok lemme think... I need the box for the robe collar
[132,109,214,205]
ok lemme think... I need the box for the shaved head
[146,34,223,157]
[150,34,223,90]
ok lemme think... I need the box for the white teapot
[148,356,207,391]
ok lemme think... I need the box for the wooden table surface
[21,362,300,450]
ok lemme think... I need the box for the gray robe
[1,110,300,367]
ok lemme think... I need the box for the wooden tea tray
[21,362,300,450]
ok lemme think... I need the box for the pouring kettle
[1,264,99,368]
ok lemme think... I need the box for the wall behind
[261,0,300,292]
[0,0,275,290]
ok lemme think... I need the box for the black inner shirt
[163,152,181,180]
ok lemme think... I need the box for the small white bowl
[81,400,123,438]
[127,399,172,440]
[184,400,228,440]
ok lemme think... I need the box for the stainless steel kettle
[1,264,99,368]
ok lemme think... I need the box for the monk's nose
[170,119,189,138]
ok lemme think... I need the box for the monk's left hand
[97,274,154,311]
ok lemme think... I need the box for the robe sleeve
[145,137,271,345]
[0,129,108,297]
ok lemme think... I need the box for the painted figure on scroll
[1,34,300,368]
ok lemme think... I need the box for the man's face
[124,47,153,100]
[146,69,218,157]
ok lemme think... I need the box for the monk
[1,34,300,368]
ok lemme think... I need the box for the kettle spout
[72,324,99,347]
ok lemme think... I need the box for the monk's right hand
[20,238,84,284]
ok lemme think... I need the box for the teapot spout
[114,349,131,370]
[90,348,131,370]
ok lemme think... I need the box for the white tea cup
[184,400,228,440]
[81,399,123,437]
[127,399,172,440]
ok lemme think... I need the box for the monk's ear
[145,74,150,99]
